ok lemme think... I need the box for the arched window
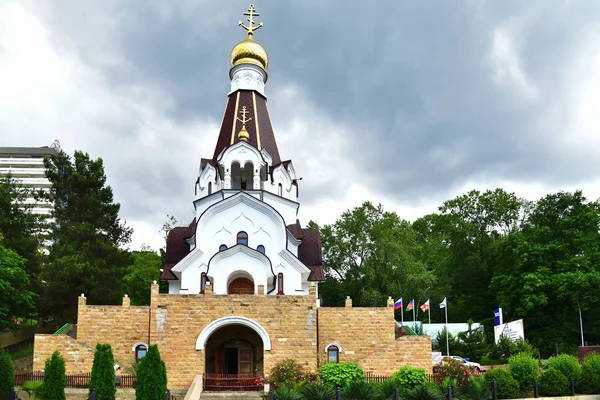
[135,344,148,363]
[326,345,340,363]
[277,273,284,295]
[200,272,207,294]
[208,182,212,195]
[219,244,228,252]
[278,183,283,196]
[257,245,265,254]
[237,231,248,246]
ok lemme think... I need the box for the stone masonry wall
[76,295,151,369]
[33,334,95,373]
[317,297,432,374]
[149,283,318,390]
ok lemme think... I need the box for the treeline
[313,190,600,356]
[0,151,163,330]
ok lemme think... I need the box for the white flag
[440,297,447,309]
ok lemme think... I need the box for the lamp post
[576,299,585,347]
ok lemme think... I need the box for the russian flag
[394,298,403,310]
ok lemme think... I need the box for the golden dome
[230,37,268,70]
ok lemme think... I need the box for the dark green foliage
[21,380,44,397]
[391,365,427,388]
[0,349,14,397]
[508,352,539,391]
[483,369,519,399]
[123,250,163,305]
[89,343,116,400]
[432,328,459,354]
[543,354,581,383]
[272,386,303,400]
[488,336,537,361]
[436,377,458,396]
[41,151,133,323]
[403,383,445,400]
[577,352,600,394]
[40,351,66,400]
[538,367,568,397]
[300,382,336,400]
[460,375,491,400]
[375,380,398,398]
[455,321,487,361]
[136,344,167,400]
[0,235,36,331]
[318,362,364,388]
[340,381,380,400]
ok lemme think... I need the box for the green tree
[493,191,600,354]
[89,343,116,400]
[40,351,66,400]
[124,250,163,306]
[0,234,36,330]
[136,344,167,400]
[0,349,14,397]
[317,202,435,308]
[40,151,133,322]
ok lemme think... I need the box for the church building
[33,5,432,393]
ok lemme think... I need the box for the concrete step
[200,392,264,399]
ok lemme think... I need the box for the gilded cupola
[230,4,268,71]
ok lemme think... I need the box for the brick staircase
[200,392,264,399]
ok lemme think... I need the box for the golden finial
[239,4,263,38]
[237,106,252,141]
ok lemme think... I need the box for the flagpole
[445,302,449,356]
[413,306,416,333]
[428,300,431,325]
[401,299,404,327]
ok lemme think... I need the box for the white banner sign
[494,319,525,344]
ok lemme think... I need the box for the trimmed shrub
[89,343,116,400]
[40,351,66,400]
[508,352,539,391]
[267,359,317,389]
[577,352,600,394]
[538,367,568,397]
[483,368,519,399]
[544,354,581,383]
[136,344,167,400]
[341,381,381,400]
[318,362,364,388]
[391,366,427,388]
[301,382,336,400]
[0,349,14,398]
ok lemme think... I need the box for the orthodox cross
[239,4,263,37]
[237,106,252,126]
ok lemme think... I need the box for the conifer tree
[40,151,133,322]
[40,351,66,400]
[136,345,167,400]
[89,343,116,400]
[0,349,14,398]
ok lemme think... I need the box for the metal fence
[203,373,264,391]
[13,372,137,389]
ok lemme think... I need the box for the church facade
[33,5,431,391]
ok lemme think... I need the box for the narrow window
[200,272,207,294]
[277,273,284,295]
[219,244,228,252]
[237,231,248,246]
[278,183,283,196]
[208,182,212,195]
[257,245,265,254]
[327,346,339,363]
[135,345,148,363]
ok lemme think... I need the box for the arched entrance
[198,316,271,391]
[228,277,254,294]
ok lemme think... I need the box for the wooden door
[214,346,222,374]
[228,278,254,294]
[238,347,253,376]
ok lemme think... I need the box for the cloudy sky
[2,1,600,251]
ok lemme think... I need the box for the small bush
[273,385,303,400]
[21,380,44,397]
[434,359,476,386]
[375,380,399,398]
[460,374,491,400]
[318,362,364,388]
[391,365,427,388]
[300,382,336,400]
[267,359,317,389]
[489,336,537,360]
[0,349,14,397]
[538,367,568,397]
[508,352,539,391]
[136,345,167,400]
[483,368,519,399]
[89,343,116,400]
[544,354,581,383]
[341,381,380,400]
[404,383,445,400]
[577,352,600,394]
[40,351,66,400]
